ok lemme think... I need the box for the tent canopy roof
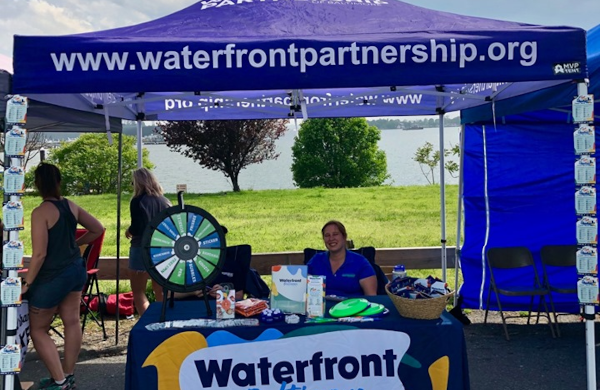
[462,24,600,124]
[1,53,122,133]
[11,0,588,121]
[81,0,555,38]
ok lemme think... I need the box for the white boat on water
[142,135,166,145]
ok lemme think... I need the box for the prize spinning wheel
[141,198,227,297]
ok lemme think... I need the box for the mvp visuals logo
[553,62,582,75]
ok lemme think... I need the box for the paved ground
[16,311,600,390]
[465,311,600,390]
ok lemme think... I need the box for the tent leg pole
[585,306,596,390]
[116,131,123,345]
[136,120,143,168]
[438,113,447,281]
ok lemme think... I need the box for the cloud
[1,0,598,59]
[0,0,197,57]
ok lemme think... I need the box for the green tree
[158,119,288,192]
[413,142,440,184]
[444,144,460,178]
[413,142,460,184]
[47,133,152,195]
[291,118,388,188]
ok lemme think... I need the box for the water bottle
[392,265,407,281]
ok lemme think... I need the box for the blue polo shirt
[307,250,375,297]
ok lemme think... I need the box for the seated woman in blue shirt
[307,220,377,297]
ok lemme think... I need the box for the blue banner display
[13,0,586,94]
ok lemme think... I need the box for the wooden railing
[22,246,456,280]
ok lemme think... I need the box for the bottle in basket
[392,265,407,281]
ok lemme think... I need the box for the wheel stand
[159,288,213,322]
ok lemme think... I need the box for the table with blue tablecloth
[125,295,470,390]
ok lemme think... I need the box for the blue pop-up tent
[7,0,591,348]
[9,0,590,304]
[459,25,600,313]
[10,0,590,272]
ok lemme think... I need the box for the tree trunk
[231,175,240,192]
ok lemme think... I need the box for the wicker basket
[385,284,454,320]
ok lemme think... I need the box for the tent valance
[13,0,587,95]
[462,24,600,124]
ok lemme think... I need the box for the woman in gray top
[125,168,171,316]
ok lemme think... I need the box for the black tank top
[37,198,80,281]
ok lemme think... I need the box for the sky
[1,0,599,59]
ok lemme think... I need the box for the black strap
[581,308,596,320]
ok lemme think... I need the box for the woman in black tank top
[23,163,104,389]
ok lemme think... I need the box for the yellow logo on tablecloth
[143,331,208,390]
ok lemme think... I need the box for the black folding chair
[540,245,577,337]
[224,244,252,296]
[485,246,556,340]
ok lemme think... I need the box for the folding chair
[303,248,320,264]
[303,246,376,264]
[77,229,107,340]
[303,246,389,295]
[218,244,252,297]
[485,246,556,340]
[540,245,578,337]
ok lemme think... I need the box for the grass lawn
[21,185,462,295]
[20,184,460,256]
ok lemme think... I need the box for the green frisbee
[356,302,386,317]
[329,298,370,318]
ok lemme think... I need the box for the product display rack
[0,94,28,390]
[572,82,598,390]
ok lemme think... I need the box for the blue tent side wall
[459,25,600,313]
[460,122,581,312]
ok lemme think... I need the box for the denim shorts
[128,247,148,272]
[28,257,87,309]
